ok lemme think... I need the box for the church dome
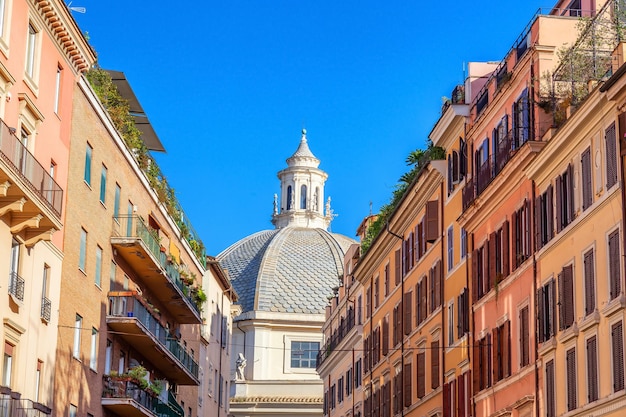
[217,130,356,315]
[217,227,355,314]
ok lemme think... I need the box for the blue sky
[72,1,550,254]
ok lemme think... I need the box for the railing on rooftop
[441,84,466,114]
[109,295,199,379]
[0,119,63,217]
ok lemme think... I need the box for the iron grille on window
[8,272,24,302]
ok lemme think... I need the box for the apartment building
[430,84,472,417]
[0,0,94,416]
[319,242,365,417]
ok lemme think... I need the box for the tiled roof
[217,228,355,314]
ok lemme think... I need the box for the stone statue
[236,353,247,381]
[273,194,278,215]
[313,189,319,211]
[290,192,295,211]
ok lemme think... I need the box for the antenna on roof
[67,1,86,13]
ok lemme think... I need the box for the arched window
[300,185,307,209]
[286,186,293,210]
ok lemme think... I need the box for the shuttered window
[457,288,470,338]
[493,321,511,383]
[581,147,593,210]
[612,321,625,392]
[430,260,442,312]
[606,122,618,189]
[587,336,598,403]
[382,316,389,356]
[520,306,530,367]
[538,279,556,342]
[403,362,412,408]
[536,185,554,249]
[394,249,401,286]
[566,347,577,411]
[425,200,439,243]
[609,229,621,300]
[403,291,412,336]
[546,359,556,417]
[584,248,596,315]
[431,340,440,389]
[392,305,399,347]
[416,351,426,398]
[558,265,575,330]
[556,164,575,232]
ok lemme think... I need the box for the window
[606,122,618,189]
[612,321,625,392]
[69,405,77,417]
[425,200,439,243]
[3,342,13,387]
[35,360,42,401]
[538,279,556,343]
[338,376,344,403]
[346,368,352,396]
[416,351,426,398]
[546,359,556,417]
[403,291,412,336]
[512,89,530,147]
[512,200,531,269]
[113,184,121,219]
[392,303,400,347]
[290,341,319,368]
[357,295,362,325]
[365,286,371,318]
[493,321,511,382]
[416,276,427,326]
[79,228,87,272]
[431,340,440,389]
[394,249,401,286]
[448,302,454,346]
[476,334,491,391]
[461,228,467,259]
[403,362,412,407]
[26,23,39,79]
[581,147,593,210]
[556,164,575,232]
[584,248,596,315]
[587,336,598,403]
[100,165,107,203]
[382,316,389,356]
[41,265,50,321]
[537,185,554,249]
[54,66,62,114]
[374,276,379,308]
[95,246,102,287]
[447,226,454,271]
[457,288,470,337]
[609,229,621,300]
[84,144,92,185]
[73,314,82,359]
[473,244,488,301]
[354,358,362,388]
[429,260,442,312]
[566,347,577,411]
[520,306,530,367]
[90,328,98,370]
[384,263,390,297]
[403,231,414,274]
[558,265,575,331]
[300,185,307,209]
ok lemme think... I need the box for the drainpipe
[532,180,540,417]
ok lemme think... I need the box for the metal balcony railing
[41,297,51,322]
[109,295,199,379]
[0,119,63,216]
[0,389,51,417]
[317,309,356,368]
[8,272,24,302]
[102,377,183,417]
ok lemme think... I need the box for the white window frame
[284,334,322,375]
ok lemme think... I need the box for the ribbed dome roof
[217,228,355,314]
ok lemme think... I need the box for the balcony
[107,293,200,385]
[110,215,201,324]
[41,296,51,322]
[8,272,24,303]
[0,119,63,246]
[102,376,183,417]
[0,387,51,417]
[317,308,356,368]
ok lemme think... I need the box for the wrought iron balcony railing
[8,271,24,302]
[317,309,356,368]
[41,296,51,322]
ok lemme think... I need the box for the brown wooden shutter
[537,287,545,343]
[473,342,480,394]
[443,382,451,417]
[558,271,565,330]
[609,230,621,300]
[524,199,531,257]
[458,373,466,417]
[555,175,563,233]
[564,265,574,328]
[549,278,556,338]
[584,249,595,315]
[606,122,618,189]
[546,359,556,417]
[520,306,529,367]
[394,249,401,286]
[488,232,497,289]
[382,316,389,356]
[431,340,440,389]
[414,224,419,264]
[535,194,542,249]
[421,278,428,323]
[472,249,479,302]
[486,333,492,388]
[426,200,439,242]
[403,291,412,336]
[612,321,625,392]
[403,362,412,407]
[492,327,500,382]
[429,267,435,313]
[567,163,575,223]
[435,260,442,308]
[511,210,518,269]
[582,148,592,210]
[414,283,419,327]
[566,347,577,411]
[417,352,425,398]
[547,184,554,241]
[503,320,510,378]
[587,336,598,402]
[502,220,510,277]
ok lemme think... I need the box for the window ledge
[579,310,600,332]
[602,294,626,318]
[538,338,557,356]
[558,323,579,343]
